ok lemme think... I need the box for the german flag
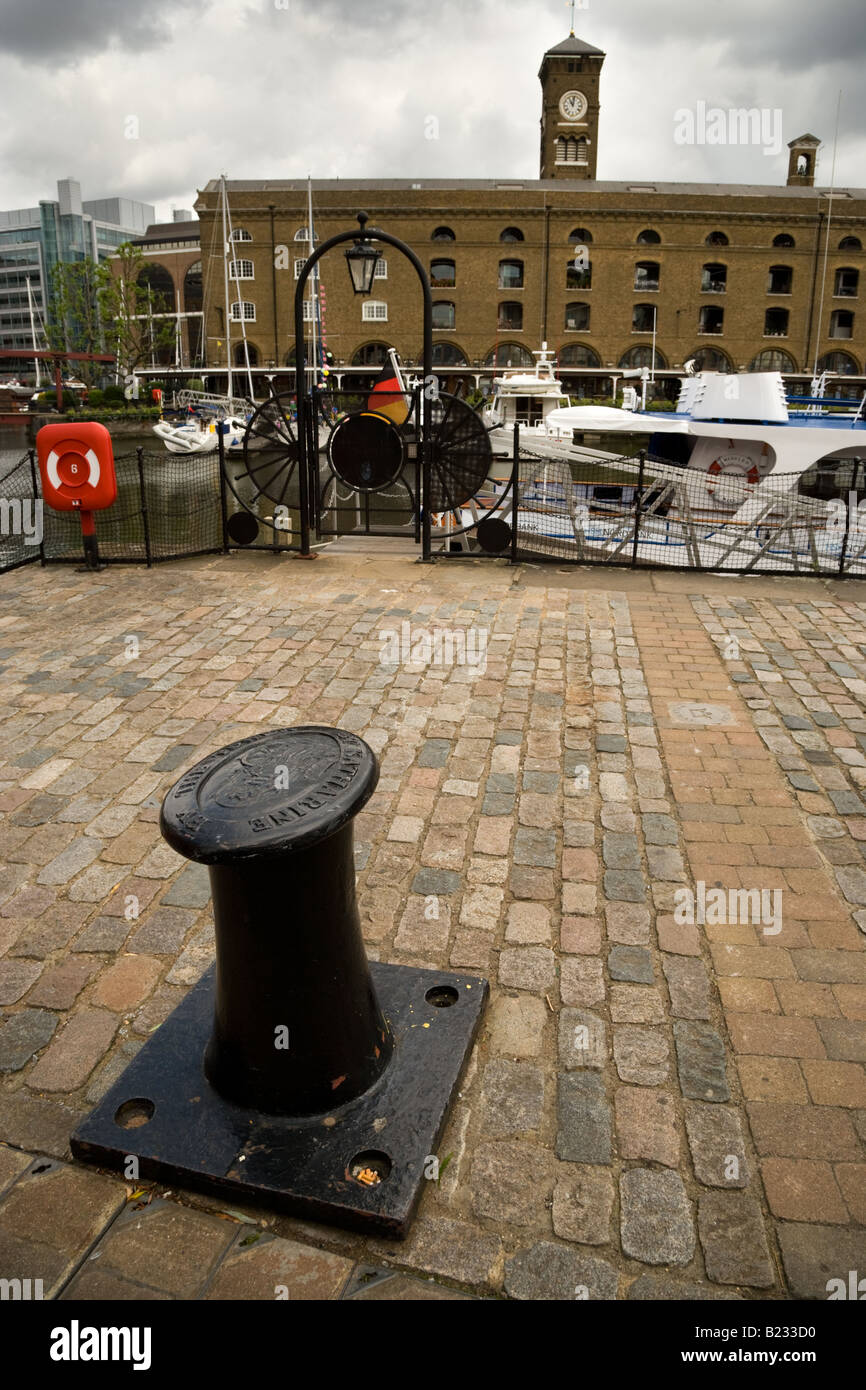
[366,358,410,426]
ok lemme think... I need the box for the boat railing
[173,389,252,416]
[786,394,866,422]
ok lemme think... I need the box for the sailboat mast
[220,174,233,400]
[26,276,41,389]
[223,177,255,402]
[811,92,842,380]
[308,175,317,392]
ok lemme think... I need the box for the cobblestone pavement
[0,551,864,1300]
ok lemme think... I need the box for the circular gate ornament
[327,411,404,492]
[476,516,511,553]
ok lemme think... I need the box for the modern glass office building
[0,177,154,364]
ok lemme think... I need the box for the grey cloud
[0,0,206,64]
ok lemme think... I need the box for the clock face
[559,90,587,121]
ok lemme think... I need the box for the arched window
[231,227,252,242]
[137,263,174,306]
[228,259,254,280]
[767,265,793,294]
[773,233,795,248]
[351,342,393,367]
[830,309,854,339]
[634,261,660,291]
[764,307,789,337]
[839,236,862,251]
[749,348,797,371]
[705,231,729,247]
[636,228,660,245]
[431,342,469,366]
[619,345,667,369]
[498,301,523,331]
[183,260,203,364]
[234,341,258,366]
[701,263,727,293]
[500,227,524,243]
[361,299,388,322]
[699,305,724,334]
[632,303,657,333]
[565,302,591,331]
[230,301,256,321]
[294,227,319,242]
[432,301,455,329]
[559,343,600,367]
[687,347,732,372]
[568,227,593,244]
[374,257,388,280]
[431,226,456,242]
[835,268,859,298]
[818,350,859,375]
[498,259,524,290]
[484,342,533,367]
[430,259,455,287]
[566,259,592,289]
[183,260,202,312]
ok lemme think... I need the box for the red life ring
[706,458,759,497]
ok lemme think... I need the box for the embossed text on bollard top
[72,725,488,1237]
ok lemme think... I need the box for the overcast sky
[0,0,863,222]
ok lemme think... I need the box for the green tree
[46,243,176,384]
[46,259,104,384]
[97,243,176,379]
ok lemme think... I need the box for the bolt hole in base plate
[114,1097,155,1130]
[349,1151,392,1186]
[425,985,459,1007]
[72,962,487,1238]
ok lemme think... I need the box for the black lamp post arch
[293,213,434,559]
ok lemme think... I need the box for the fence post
[510,423,519,565]
[28,449,45,567]
[217,428,230,553]
[414,385,421,546]
[631,449,646,568]
[838,481,855,578]
[136,448,152,568]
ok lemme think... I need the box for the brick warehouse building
[193,32,866,398]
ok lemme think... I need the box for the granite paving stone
[504,1240,618,1301]
[620,1169,695,1267]
[3,552,866,1301]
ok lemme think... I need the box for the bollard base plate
[71,961,487,1239]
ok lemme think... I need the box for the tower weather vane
[567,0,576,34]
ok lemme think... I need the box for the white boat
[545,369,866,522]
[1,377,38,401]
[153,413,250,455]
[482,344,573,465]
[440,370,866,572]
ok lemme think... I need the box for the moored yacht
[482,344,573,463]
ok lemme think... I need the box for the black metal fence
[0,441,301,575]
[3,427,864,581]
[509,446,866,578]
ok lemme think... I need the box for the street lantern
[344,212,380,295]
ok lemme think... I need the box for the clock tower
[539,32,605,180]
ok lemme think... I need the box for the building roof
[544,33,605,56]
[135,220,200,241]
[788,133,821,147]
[199,178,865,201]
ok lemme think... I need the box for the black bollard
[161,726,392,1115]
[72,726,488,1237]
